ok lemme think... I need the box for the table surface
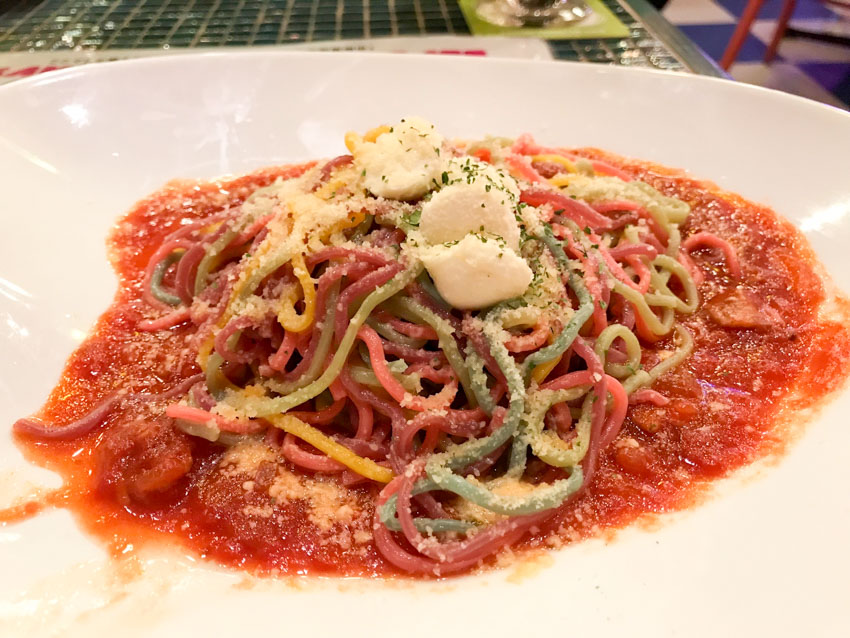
[0,0,723,76]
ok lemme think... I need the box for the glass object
[476,0,591,27]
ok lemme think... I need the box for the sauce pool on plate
[7,130,850,578]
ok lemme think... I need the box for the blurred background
[0,0,847,107]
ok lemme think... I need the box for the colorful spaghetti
[14,118,753,576]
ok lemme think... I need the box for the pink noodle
[581,159,632,181]
[173,242,206,304]
[341,471,371,487]
[604,343,629,364]
[312,154,353,190]
[629,388,670,406]
[164,404,264,435]
[581,231,650,295]
[404,361,455,384]
[165,209,234,243]
[188,268,239,343]
[609,243,658,260]
[338,367,409,473]
[382,340,446,365]
[683,231,742,279]
[547,403,573,438]
[598,375,628,450]
[510,134,633,180]
[619,296,636,329]
[287,398,347,425]
[392,409,488,465]
[504,315,550,353]
[531,160,565,179]
[625,255,652,293]
[215,316,259,364]
[464,409,508,477]
[276,260,373,380]
[521,187,615,231]
[510,133,542,155]
[144,374,205,401]
[380,314,439,341]
[191,382,216,410]
[334,262,403,341]
[230,213,274,247]
[541,369,597,391]
[351,398,374,439]
[563,235,607,335]
[282,433,346,472]
[174,220,232,300]
[339,434,389,459]
[338,366,406,427]
[542,367,627,476]
[268,330,299,372]
[15,374,203,440]
[393,460,550,569]
[592,200,668,244]
[370,228,407,248]
[373,471,518,575]
[14,395,122,441]
[138,307,191,331]
[568,338,608,482]
[505,154,547,184]
[306,246,390,269]
[357,326,457,412]
[678,251,705,287]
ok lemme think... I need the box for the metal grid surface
[0,0,688,72]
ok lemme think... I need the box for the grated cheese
[220,440,276,476]
[268,466,362,533]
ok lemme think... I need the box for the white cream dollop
[443,156,520,199]
[353,116,443,201]
[415,156,529,309]
[419,157,521,250]
[421,235,532,310]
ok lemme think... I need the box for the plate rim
[1,47,850,637]
[1,49,849,124]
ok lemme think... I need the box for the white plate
[1,52,850,637]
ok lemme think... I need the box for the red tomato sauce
[8,153,850,577]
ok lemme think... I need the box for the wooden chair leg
[765,0,797,63]
[720,0,767,70]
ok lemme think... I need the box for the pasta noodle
[22,117,835,579]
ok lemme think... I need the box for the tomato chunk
[95,418,192,503]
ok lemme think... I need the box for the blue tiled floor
[665,0,850,108]
[798,61,850,100]
[679,23,775,60]
[715,0,838,20]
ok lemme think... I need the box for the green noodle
[612,280,676,335]
[464,345,497,415]
[422,316,583,516]
[594,324,643,379]
[521,227,594,380]
[621,324,694,395]
[151,251,184,306]
[194,227,239,295]
[366,318,427,348]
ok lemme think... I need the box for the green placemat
[459,0,630,39]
